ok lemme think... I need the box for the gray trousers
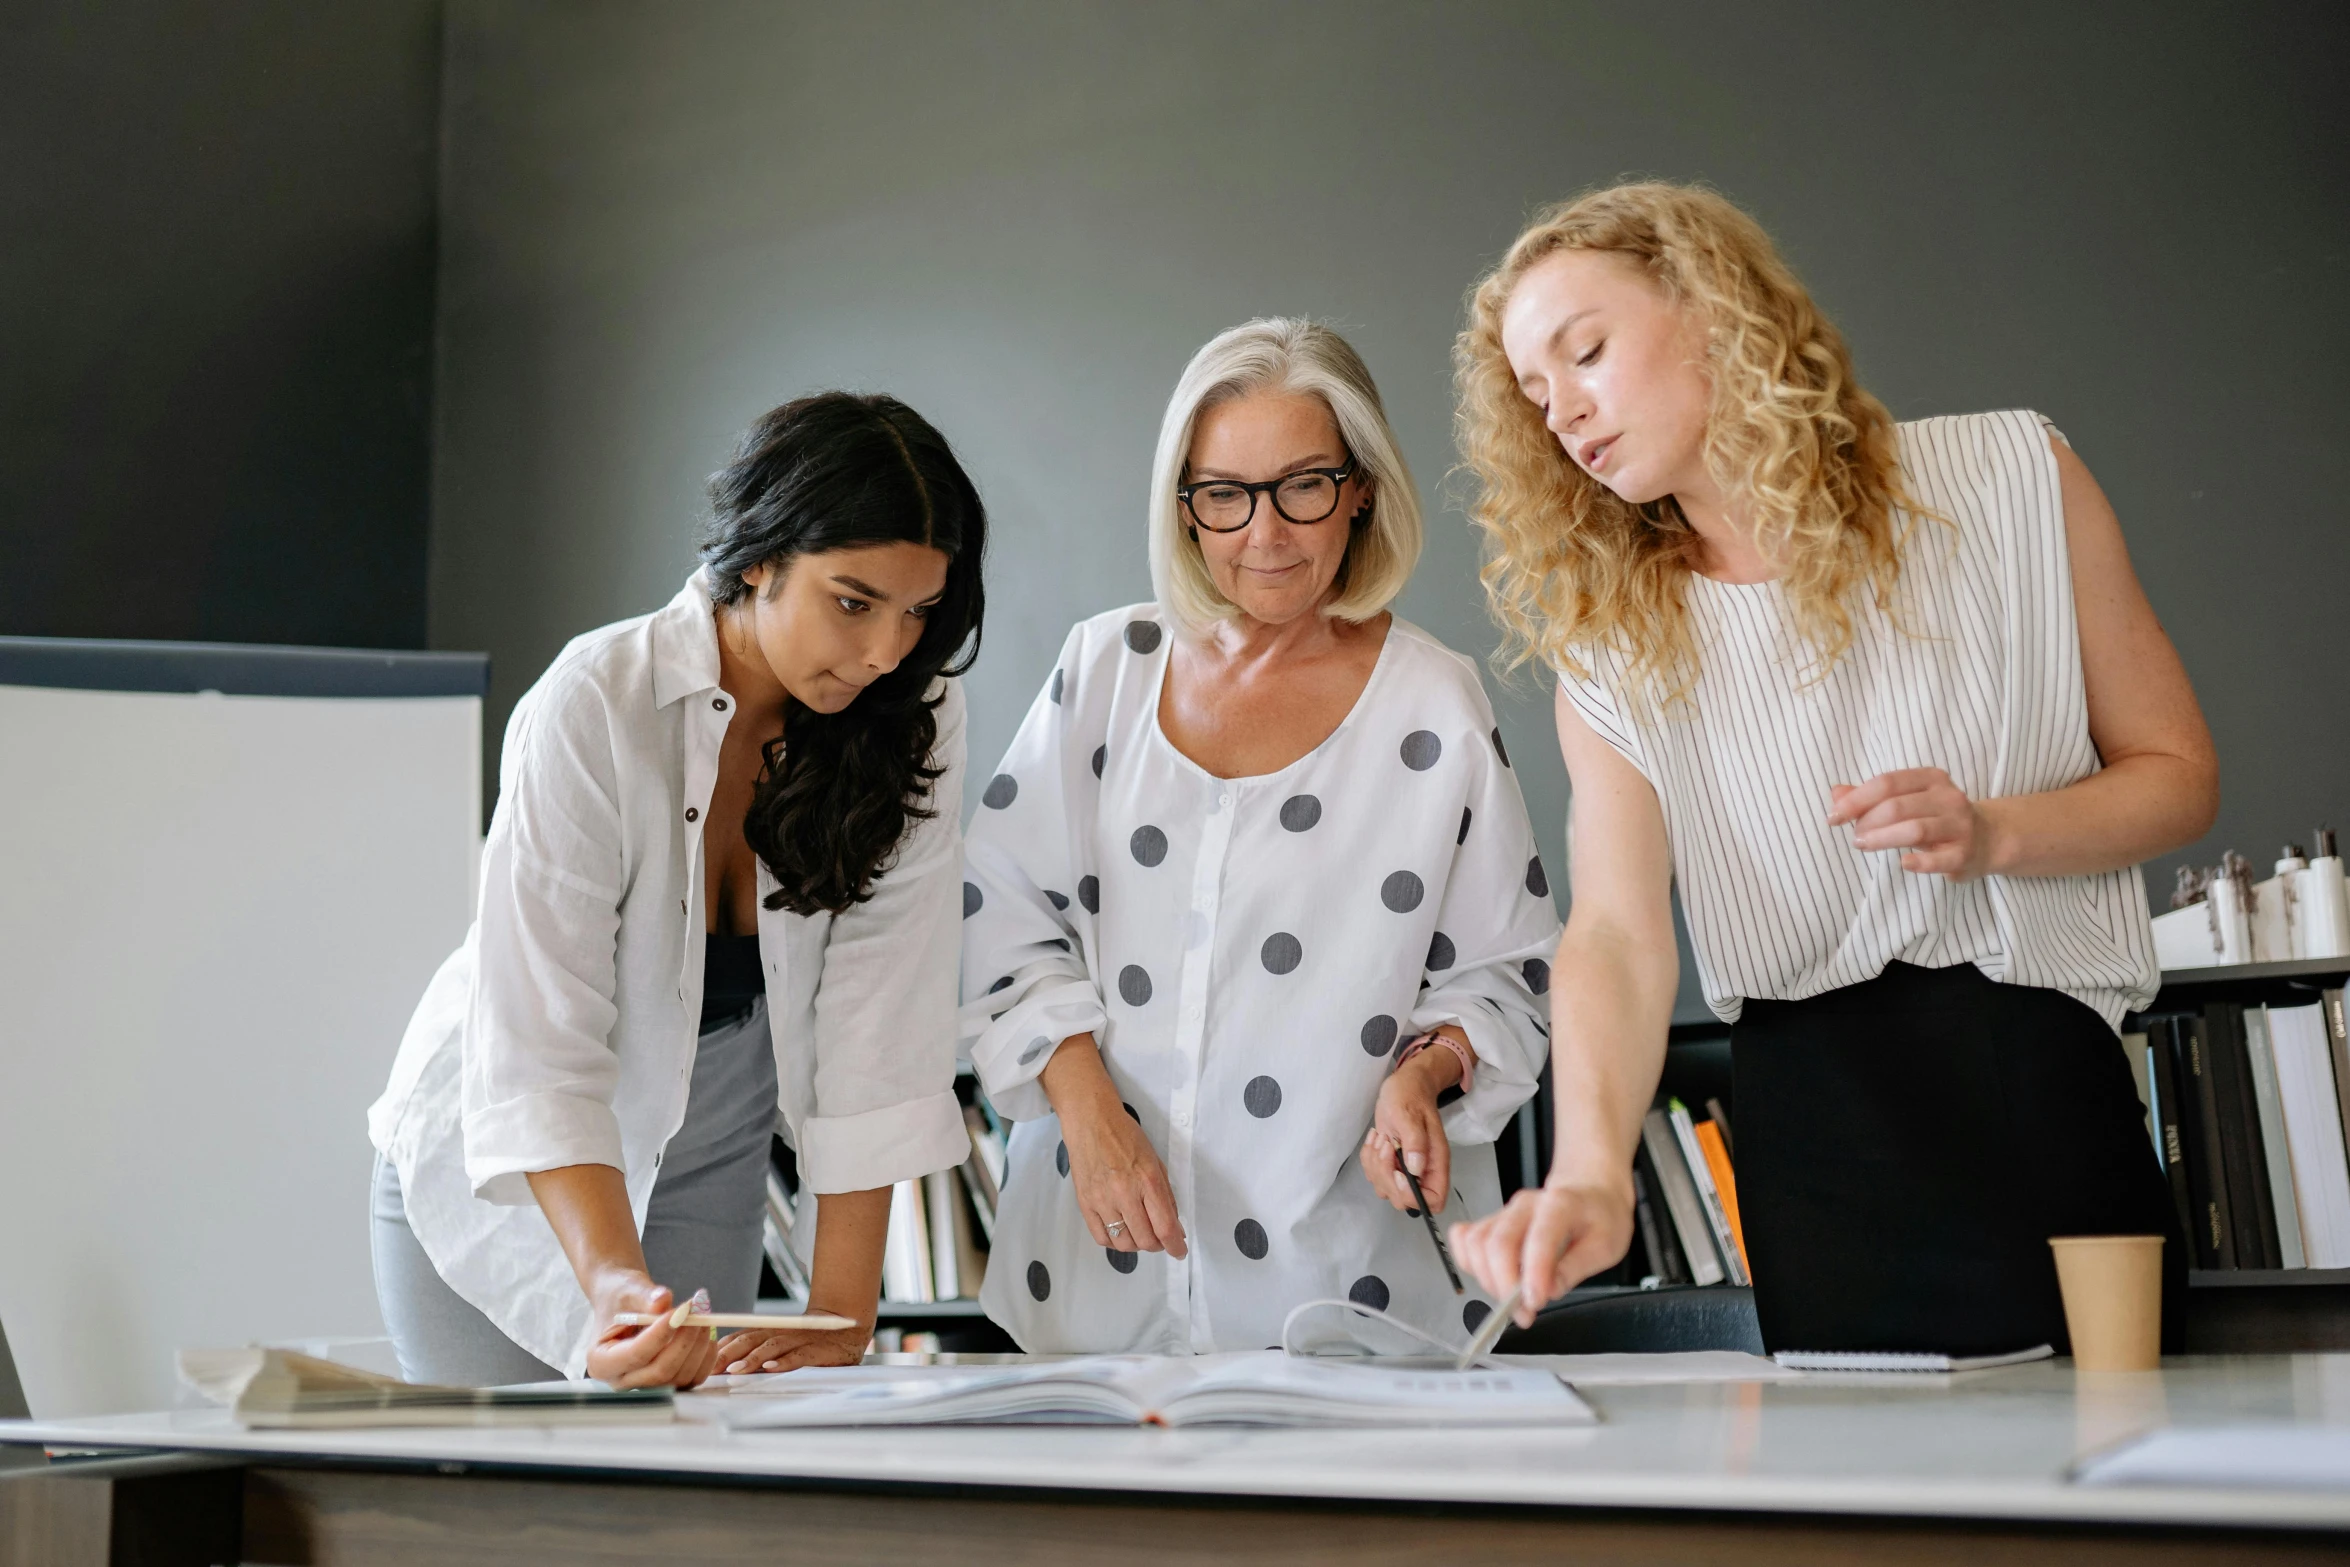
[372,998,779,1385]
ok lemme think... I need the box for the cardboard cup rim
[2048,1234,2165,1251]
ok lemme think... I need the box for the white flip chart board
[0,641,484,1415]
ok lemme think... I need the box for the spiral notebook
[1773,1344,2053,1373]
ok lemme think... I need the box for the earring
[1186,524,1199,542]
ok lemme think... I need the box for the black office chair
[1495,1285,1764,1354]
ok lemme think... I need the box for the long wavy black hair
[699,392,987,916]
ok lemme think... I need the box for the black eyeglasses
[1177,459,1358,533]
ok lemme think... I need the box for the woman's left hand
[712,1314,873,1375]
[1828,769,2002,880]
[1359,1037,1459,1215]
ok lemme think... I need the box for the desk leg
[0,1453,244,1567]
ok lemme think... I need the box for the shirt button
[713,697,728,711]
[1173,1110,1191,1128]
[685,807,699,822]
[1218,794,1230,809]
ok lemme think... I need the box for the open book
[699,1350,1592,1429]
[177,1347,674,1429]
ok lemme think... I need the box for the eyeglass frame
[1176,457,1361,533]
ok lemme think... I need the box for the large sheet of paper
[693,1351,1594,1428]
[0,683,478,1416]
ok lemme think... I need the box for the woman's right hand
[1448,1177,1634,1328]
[584,1274,721,1389]
[1044,1035,1187,1258]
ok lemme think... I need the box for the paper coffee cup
[2049,1235,2163,1371]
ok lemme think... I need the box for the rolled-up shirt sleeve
[1408,700,1560,1147]
[798,679,973,1193]
[961,628,1107,1123]
[461,675,629,1205]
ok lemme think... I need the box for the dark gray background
[7,3,2345,1019]
[0,0,441,648]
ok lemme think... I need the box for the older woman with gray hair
[961,319,1560,1353]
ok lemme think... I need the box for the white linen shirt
[961,608,1561,1354]
[367,573,971,1373]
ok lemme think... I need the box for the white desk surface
[5,1354,2349,1533]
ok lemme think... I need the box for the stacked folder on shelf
[766,1093,1010,1305]
[2130,993,2350,1271]
[1632,1097,1750,1287]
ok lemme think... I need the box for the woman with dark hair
[368,392,987,1388]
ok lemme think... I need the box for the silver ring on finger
[1106,1220,1126,1237]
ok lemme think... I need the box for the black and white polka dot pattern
[959,606,1562,1354]
[1242,1076,1282,1117]
[982,774,1018,809]
[1380,870,1423,913]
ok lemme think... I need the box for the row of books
[760,1096,1011,1305]
[1627,1096,1751,1288]
[2127,994,2350,1271]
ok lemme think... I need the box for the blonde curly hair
[1456,181,1930,703]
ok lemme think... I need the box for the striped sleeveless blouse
[1559,410,2159,1031]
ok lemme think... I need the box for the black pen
[1399,1157,1465,1295]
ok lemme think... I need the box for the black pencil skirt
[1731,960,2187,1357]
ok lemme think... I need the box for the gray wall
[0,1,442,647]
[431,1,2348,1018]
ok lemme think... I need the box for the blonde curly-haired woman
[1446,183,2216,1358]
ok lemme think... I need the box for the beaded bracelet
[1392,1029,1475,1096]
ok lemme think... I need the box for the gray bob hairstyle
[1147,318,1424,636]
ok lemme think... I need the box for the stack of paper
[178,1347,673,1429]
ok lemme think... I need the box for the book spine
[962,1104,1005,1207]
[925,1169,961,1300]
[1641,1109,1724,1286]
[2274,1005,2350,1268]
[2146,1019,2196,1248]
[881,1178,933,1303]
[2243,1008,2307,1269]
[2206,1003,2280,1269]
[2121,1029,2157,1164]
[2324,989,2350,1198]
[2178,1015,2238,1269]
[762,1171,814,1298]
[1631,1147,1689,1285]
[1629,1160,1674,1285]
[1670,1099,1749,1287]
[949,1166,988,1296]
[1691,1117,1751,1280]
[957,1160,997,1242]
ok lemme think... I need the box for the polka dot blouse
[961,607,1561,1353]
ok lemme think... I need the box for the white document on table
[2075,1424,2350,1490]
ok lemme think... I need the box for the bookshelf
[2143,957,2350,1008]
[2131,960,2350,1350]
[1606,969,2350,1350]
